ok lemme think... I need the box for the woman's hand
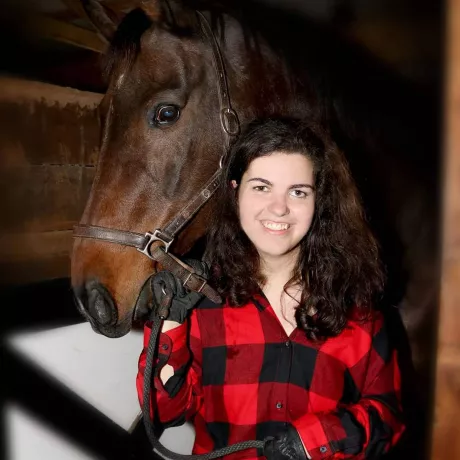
[150,259,209,324]
[264,425,307,460]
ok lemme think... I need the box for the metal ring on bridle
[219,154,225,169]
[220,108,240,136]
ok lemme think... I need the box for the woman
[137,119,405,460]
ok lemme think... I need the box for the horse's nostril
[90,290,113,326]
[84,282,117,327]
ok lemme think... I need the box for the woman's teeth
[262,221,289,230]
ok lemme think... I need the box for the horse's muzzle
[73,280,130,337]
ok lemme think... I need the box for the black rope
[142,301,266,460]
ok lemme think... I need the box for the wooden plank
[0,101,100,167]
[0,77,103,107]
[0,165,96,233]
[0,231,73,262]
[35,15,107,53]
[348,17,439,73]
[0,163,96,282]
[0,78,101,284]
[61,0,94,22]
[430,0,460,457]
[0,256,72,285]
[436,0,460,340]
[0,231,73,286]
[0,78,101,167]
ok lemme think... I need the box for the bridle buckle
[138,229,174,259]
[183,272,207,293]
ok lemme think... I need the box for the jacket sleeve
[136,308,203,428]
[292,312,405,459]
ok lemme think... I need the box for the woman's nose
[267,194,290,217]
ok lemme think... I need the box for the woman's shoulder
[315,306,385,347]
[347,304,383,321]
[345,305,387,339]
[319,307,388,366]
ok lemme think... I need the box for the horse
[72,1,439,457]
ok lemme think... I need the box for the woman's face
[236,152,315,263]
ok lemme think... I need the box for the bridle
[73,12,269,459]
[73,11,240,304]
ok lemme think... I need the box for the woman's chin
[257,245,299,261]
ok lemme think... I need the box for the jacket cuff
[143,321,190,396]
[143,320,189,369]
[293,413,334,459]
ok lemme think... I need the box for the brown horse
[72,0,438,455]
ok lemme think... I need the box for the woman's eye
[253,185,269,192]
[290,189,308,198]
[150,104,181,127]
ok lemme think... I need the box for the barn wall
[430,0,460,457]
[0,77,101,285]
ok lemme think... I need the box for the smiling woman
[137,118,405,460]
[235,152,316,265]
[207,118,385,339]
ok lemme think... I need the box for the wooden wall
[0,77,101,285]
[430,0,460,457]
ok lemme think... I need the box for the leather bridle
[73,11,240,304]
[75,12,269,459]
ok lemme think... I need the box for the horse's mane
[104,0,437,182]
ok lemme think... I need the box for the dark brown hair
[206,118,384,340]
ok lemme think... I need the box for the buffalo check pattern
[137,294,404,460]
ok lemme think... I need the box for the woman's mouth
[261,220,290,232]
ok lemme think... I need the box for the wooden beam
[0,165,96,232]
[0,78,101,284]
[0,231,74,262]
[0,231,74,286]
[430,0,460,458]
[35,15,107,53]
[61,0,93,22]
[349,17,438,63]
[0,76,103,106]
[49,10,82,24]
[101,0,139,12]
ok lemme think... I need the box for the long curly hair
[206,118,384,340]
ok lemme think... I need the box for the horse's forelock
[102,8,153,82]
[102,5,205,82]
[101,0,254,84]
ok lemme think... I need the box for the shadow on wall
[2,278,157,460]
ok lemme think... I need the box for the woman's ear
[231,180,238,189]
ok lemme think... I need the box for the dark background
[1,1,444,459]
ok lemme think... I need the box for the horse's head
[72,1,248,337]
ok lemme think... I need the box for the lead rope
[141,10,261,459]
[142,291,267,460]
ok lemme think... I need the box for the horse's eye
[151,104,180,127]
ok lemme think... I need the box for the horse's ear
[81,0,120,43]
[140,0,196,29]
[140,0,163,21]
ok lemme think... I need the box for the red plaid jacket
[137,294,405,460]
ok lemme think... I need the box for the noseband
[73,11,240,304]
